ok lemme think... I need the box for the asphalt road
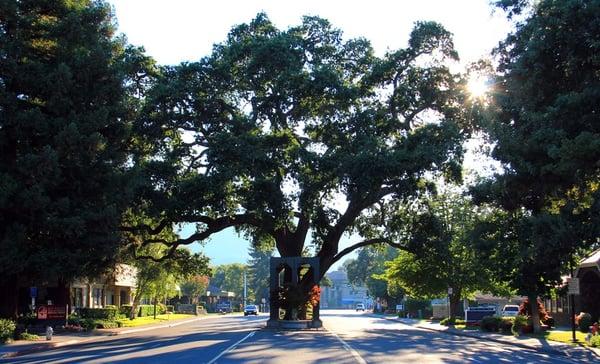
[2,310,590,363]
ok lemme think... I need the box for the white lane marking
[328,330,368,364]
[206,331,256,364]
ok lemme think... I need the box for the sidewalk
[0,315,207,359]
[394,316,600,361]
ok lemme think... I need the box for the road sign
[567,277,580,295]
[396,304,404,311]
[37,305,66,320]
[29,287,37,298]
[447,287,453,295]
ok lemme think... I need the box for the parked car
[216,302,232,314]
[502,304,520,317]
[244,304,259,316]
[356,303,365,312]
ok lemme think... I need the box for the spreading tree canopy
[126,14,476,281]
[377,190,513,319]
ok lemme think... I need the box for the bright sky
[108,0,512,268]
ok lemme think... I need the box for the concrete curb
[0,315,209,359]
[389,316,600,360]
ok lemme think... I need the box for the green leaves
[0,0,146,282]
[475,0,600,296]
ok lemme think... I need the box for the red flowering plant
[308,285,321,306]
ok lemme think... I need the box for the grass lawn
[454,324,479,331]
[116,314,196,327]
[527,329,591,347]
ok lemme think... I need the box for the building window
[92,288,103,307]
[71,288,84,308]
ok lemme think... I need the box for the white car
[356,304,365,311]
[244,304,258,316]
[502,304,520,317]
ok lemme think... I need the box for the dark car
[244,304,258,316]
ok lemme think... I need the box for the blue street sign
[30,287,37,298]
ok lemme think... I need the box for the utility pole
[243,271,247,307]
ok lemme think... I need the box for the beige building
[70,264,137,309]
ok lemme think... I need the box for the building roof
[579,248,600,268]
[326,270,347,281]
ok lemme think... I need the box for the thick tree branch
[120,219,170,235]
[329,237,409,266]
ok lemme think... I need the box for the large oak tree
[126,14,475,289]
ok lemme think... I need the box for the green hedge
[79,307,118,320]
[512,314,531,335]
[440,317,465,326]
[499,317,514,334]
[591,335,600,348]
[78,318,121,330]
[480,316,501,332]
[119,305,133,317]
[138,304,166,317]
[0,319,16,343]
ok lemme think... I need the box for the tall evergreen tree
[0,0,153,317]
[473,0,600,332]
[247,240,274,306]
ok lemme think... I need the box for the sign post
[29,287,37,312]
[447,287,453,319]
[567,277,580,342]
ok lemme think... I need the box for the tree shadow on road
[334,318,593,363]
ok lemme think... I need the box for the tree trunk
[0,276,19,319]
[130,293,141,320]
[449,291,461,321]
[55,278,70,307]
[529,294,541,334]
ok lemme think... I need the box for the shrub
[480,316,501,332]
[0,319,16,343]
[68,315,82,326]
[404,298,432,318]
[19,331,40,341]
[512,315,531,336]
[499,317,514,334]
[17,312,37,326]
[519,298,553,325]
[119,305,133,317]
[440,317,465,326]
[576,312,593,333]
[81,318,98,331]
[590,335,600,348]
[79,307,118,321]
[95,320,119,329]
[440,317,452,326]
[138,304,165,317]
